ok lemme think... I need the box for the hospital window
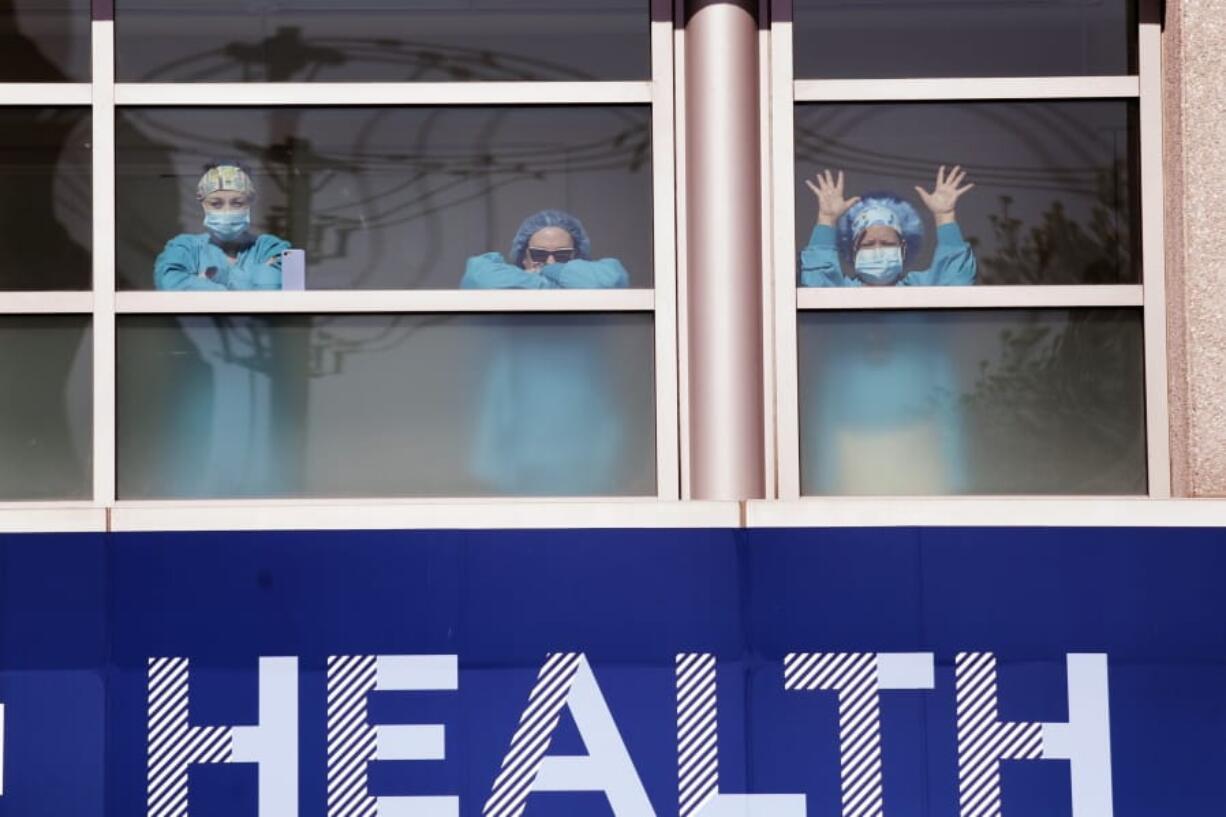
[771,0,1167,497]
[0,1,679,502]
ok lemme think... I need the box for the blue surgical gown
[801,313,969,495]
[800,222,977,287]
[153,232,291,291]
[462,254,635,495]
[460,253,630,290]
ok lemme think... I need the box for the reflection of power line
[133,112,648,269]
[794,101,1126,192]
[134,25,647,363]
[135,26,602,83]
[796,131,1104,195]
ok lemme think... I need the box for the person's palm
[806,170,860,227]
[915,165,974,224]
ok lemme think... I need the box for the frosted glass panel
[794,0,1133,79]
[798,309,1146,495]
[116,106,652,290]
[0,316,92,500]
[115,0,649,82]
[794,101,1137,286]
[118,314,656,498]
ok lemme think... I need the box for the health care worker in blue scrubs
[798,168,977,494]
[800,166,977,287]
[153,163,290,290]
[462,210,631,495]
[461,209,629,290]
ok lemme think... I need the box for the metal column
[684,0,765,499]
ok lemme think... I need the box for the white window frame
[768,0,1171,500]
[0,7,682,530]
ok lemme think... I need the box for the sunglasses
[526,247,576,264]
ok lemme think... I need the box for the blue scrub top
[800,222,977,287]
[153,232,291,291]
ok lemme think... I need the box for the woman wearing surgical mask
[153,162,291,290]
[800,167,977,287]
[460,209,629,290]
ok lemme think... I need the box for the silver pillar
[685,0,766,499]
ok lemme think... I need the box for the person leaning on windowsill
[460,209,629,290]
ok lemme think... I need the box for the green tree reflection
[963,169,1147,494]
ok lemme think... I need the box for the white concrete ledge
[0,506,107,534]
[6,499,1226,535]
[746,498,1226,528]
[109,499,742,533]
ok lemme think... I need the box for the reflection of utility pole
[227,27,347,494]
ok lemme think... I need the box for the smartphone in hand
[281,249,306,291]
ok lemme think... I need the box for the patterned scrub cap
[196,165,256,200]
[837,194,926,263]
[850,204,903,239]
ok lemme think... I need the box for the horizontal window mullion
[797,285,1144,311]
[0,292,95,314]
[115,289,655,314]
[114,81,654,107]
[793,76,1139,103]
[0,84,93,105]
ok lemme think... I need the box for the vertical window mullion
[1139,18,1172,498]
[771,0,802,500]
[652,0,681,500]
[91,18,117,507]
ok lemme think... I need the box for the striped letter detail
[956,652,1043,817]
[327,655,378,817]
[147,657,233,817]
[483,652,583,817]
[676,654,718,817]
[785,653,882,817]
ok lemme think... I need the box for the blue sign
[0,527,1224,816]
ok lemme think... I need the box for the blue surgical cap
[837,193,925,266]
[510,210,592,266]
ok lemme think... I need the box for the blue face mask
[203,209,251,243]
[854,246,904,284]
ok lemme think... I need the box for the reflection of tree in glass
[962,163,1145,493]
[973,161,1134,285]
[961,310,1146,495]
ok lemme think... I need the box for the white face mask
[854,246,904,284]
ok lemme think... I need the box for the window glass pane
[0,1,90,82]
[793,0,1133,79]
[0,316,92,500]
[798,309,1146,495]
[117,313,656,498]
[115,0,649,82]
[795,101,1137,287]
[116,106,653,291]
[0,107,92,290]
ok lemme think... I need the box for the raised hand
[915,165,974,225]
[805,170,861,227]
